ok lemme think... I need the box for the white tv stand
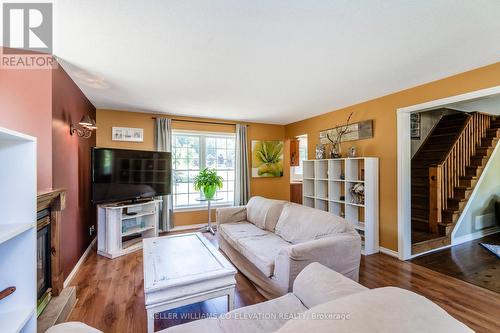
[97,199,160,259]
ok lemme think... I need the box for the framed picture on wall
[251,140,284,177]
[112,127,144,142]
[410,113,421,140]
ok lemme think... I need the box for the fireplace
[36,189,66,317]
[37,208,52,308]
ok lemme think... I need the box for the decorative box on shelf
[97,200,160,259]
[302,158,379,255]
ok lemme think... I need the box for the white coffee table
[143,233,237,332]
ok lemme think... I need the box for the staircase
[411,111,500,254]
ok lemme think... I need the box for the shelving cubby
[302,157,379,255]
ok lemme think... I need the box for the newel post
[428,166,442,233]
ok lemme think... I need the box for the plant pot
[202,184,217,200]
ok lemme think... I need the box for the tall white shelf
[0,127,37,332]
[303,158,379,255]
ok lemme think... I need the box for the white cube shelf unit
[302,158,379,255]
[97,200,160,259]
[0,127,37,333]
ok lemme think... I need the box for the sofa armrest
[273,232,361,292]
[216,206,247,226]
[292,262,367,308]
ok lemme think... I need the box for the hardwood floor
[411,232,500,294]
[68,232,500,333]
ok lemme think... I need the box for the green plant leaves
[193,168,224,191]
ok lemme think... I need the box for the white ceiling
[53,1,500,124]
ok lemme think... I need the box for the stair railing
[428,112,492,232]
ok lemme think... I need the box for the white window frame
[172,129,236,211]
[291,134,308,182]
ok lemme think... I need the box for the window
[172,130,235,209]
[291,134,308,181]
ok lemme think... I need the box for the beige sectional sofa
[216,196,361,299]
[162,263,472,333]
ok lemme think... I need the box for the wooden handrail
[431,112,493,216]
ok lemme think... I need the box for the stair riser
[412,197,428,207]
[481,138,497,147]
[412,179,428,187]
[465,167,483,177]
[476,147,493,156]
[438,223,454,235]
[454,188,472,199]
[470,158,488,167]
[411,169,428,177]
[459,178,478,187]
[447,200,466,211]
[412,237,451,255]
[485,128,500,136]
[412,220,429,232]
[442,211,459,224]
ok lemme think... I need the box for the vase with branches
[326,112,354,158]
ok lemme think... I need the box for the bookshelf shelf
[302,158,379,255]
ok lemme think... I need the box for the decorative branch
[326,112,354,145]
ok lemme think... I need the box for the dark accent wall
[52,65,96,278]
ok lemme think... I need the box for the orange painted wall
[96,109,289,226]
[285,62,500,251]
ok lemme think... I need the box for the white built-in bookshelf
[302,158,379,255]
[0,127,37,332]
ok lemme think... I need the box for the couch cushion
[46,322,103,333]
[293,263,367,308]
[162,294,307,333]
[218,222,270,249]
[160,318,222,333]
[220,293,307,333]
[246,196,287,231]
[237,233,291,277]
[276,287,473,333]
[275,203,351,244]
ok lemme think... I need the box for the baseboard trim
[63,237,96,288]
[379,246,399,258]
[452,226,499,246]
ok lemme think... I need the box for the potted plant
[193,168,224,200]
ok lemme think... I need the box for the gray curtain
[234,124,250,205]
[155,118,174,232]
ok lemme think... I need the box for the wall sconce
[70,115,97,138]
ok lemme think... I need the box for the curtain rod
[151,117,238,126]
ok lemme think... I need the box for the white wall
[453,143,500,239]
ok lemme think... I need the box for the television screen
[91,147,172,204]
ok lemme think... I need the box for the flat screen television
[91,147,172,204]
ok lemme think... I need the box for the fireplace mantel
[37,189,66,297]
